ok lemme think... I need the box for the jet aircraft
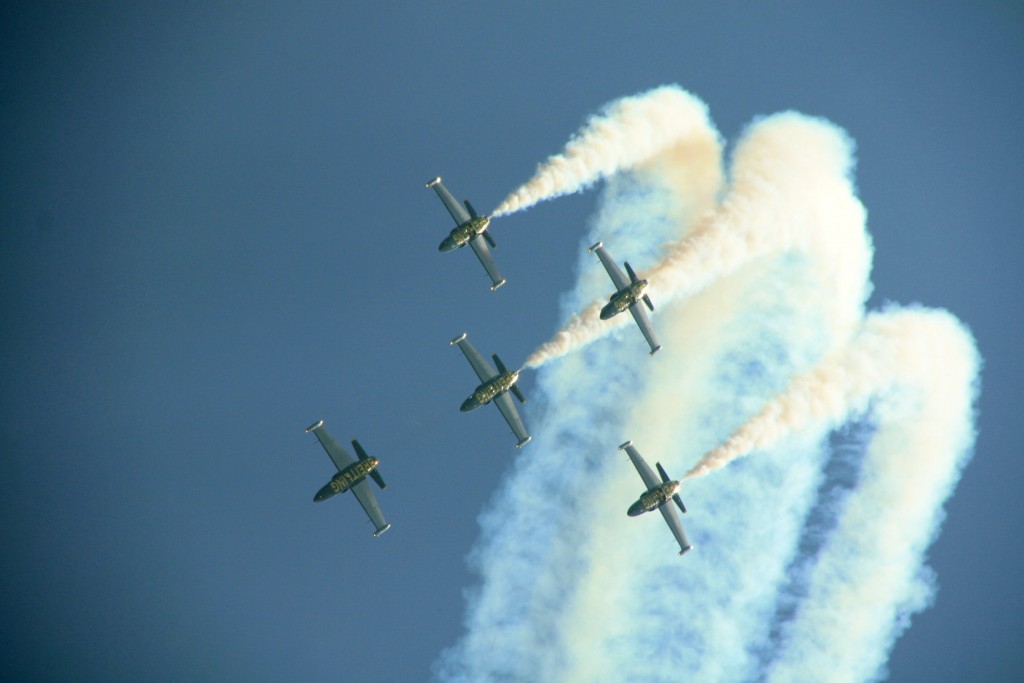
[450,332,531,447]
[589,241,662,355]
[427,177,506,290]
[306,420,391,537]
[619,440,692,555]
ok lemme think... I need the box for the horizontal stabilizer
[492,353,508,374]
[673,494,687,514]
[643,294,655,312]
[352,439,370,461]
[464,199,479,218]
[450,332,468,346]
[511,384,526,404]
[483,229,496,248]
[656,462,672,484]
[426,176,441,188]
[588,241,604,253]
[625,261,640,284]
[370,470,386,490]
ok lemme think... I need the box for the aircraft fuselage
[601,279,649,320]
[628,479,681,517]
[440,215,491,252]
[314,456,381,502]
[461,370,520,412]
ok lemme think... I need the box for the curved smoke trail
[492,86,719,217]
[525,111,872,368]
[435,86,979,683]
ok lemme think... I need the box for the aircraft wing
[452,334,497,384]
[658,502,693,555]
[622,441,661,490]
[628,302,662,355]
[350,478,392,537]
[494,391,531,447]
[307,421,356,472]
[428,177,471,226]
[469,234,506,290]
[592,243,630,291]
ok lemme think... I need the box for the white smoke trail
[685,309,976,482]
[525,111,872,368]
[751,309,979,683]
[435,87,979,683]
[492,86,719,217]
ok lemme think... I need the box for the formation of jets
[304,175,694,554]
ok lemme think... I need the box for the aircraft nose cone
[439,236,457,252]
[313,483,335,502]
[460,396,480,412]
[600,306,615,320]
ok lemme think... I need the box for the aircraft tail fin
[483,229,496,248]
[625,261,640,284]
[510,384,526,404]
[656,462,672,483]
[464,199,478,218]
[642,294,655,311]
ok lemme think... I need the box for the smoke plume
[435,86,979,683]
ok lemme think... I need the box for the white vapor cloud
[435,86,979,683]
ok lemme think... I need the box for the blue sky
[2,3,1021,681]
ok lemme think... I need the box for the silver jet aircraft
[306,420,391,537]
[427,177,506,290]
[619,440,692,555]
[590,241,661,355]
[450,332,531,447]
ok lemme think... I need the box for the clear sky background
[2,3,1021,681]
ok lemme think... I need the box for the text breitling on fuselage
[330,457,380,493]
